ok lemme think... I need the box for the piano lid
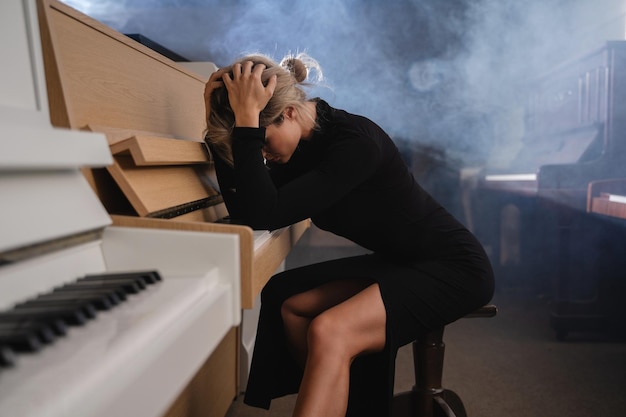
[483,40,626,185]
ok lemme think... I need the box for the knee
[280,295,301,324]
[281,293,299,313]
[307,313,346,355]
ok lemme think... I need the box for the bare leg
[281,278,375,366]
[282,281,387,417]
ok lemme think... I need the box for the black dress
[207,99,494,417]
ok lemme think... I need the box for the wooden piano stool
[392,304,498,417]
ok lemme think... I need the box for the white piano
[0,1,241,417]
[0,1,309,416]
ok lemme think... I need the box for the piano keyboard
[0,260,237,417]
[0,270,161,365]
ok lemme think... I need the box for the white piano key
[253,229,272,251]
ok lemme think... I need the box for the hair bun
[281,57,307,82]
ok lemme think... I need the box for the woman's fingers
[219,61,277,127]
[204,68,228,120]
[204,80,223,101]
[206,68,226,91]
[204,68,228,102]
[229,61,253,81]
[251,62,265,76]
[265,73,277,96]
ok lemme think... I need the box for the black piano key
[34,290,119,310]
[78,276,147,292]
[62,279,140,296]
[84,270,162,284]
[0,332,41,352]
[0,322,49,352]
[127,270,162,284]
[0,312,68,336]
[54,284,129,301]
[142,270,162,283]
[0,345,16,367]
[0,321,56,345]
[80,275,146,288]
[34,294,113,311]
[11,304,89,326]
[58,288,124,304]
[16,298,99,318]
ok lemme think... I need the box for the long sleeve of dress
[224,125,381,230]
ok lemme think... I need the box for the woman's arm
[205,141,245,221]
[230,126,380,230]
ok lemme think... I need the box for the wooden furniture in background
[587,178,626,219]
[471,42,626,294]
[548,177,626,340]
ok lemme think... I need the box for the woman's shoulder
[316,100,392,151]
[316,100,374,132]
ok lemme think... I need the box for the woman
[204,53,494,417]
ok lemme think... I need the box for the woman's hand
[222,61,277,127]
[204,68,227,123]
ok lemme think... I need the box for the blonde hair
[205,53,322,166]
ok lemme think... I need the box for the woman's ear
[284,106,296,120]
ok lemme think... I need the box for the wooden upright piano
[545,178,626,339]
[470,41,626,338]
[36,0,309,311]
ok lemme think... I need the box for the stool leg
[392,327,468,417]
[413,327,445,417]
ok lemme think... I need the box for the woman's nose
[262,149,275,163]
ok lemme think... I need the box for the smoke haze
[59,0,626,307]
[63,0,625,166]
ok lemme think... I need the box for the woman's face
[263,108,302,164]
